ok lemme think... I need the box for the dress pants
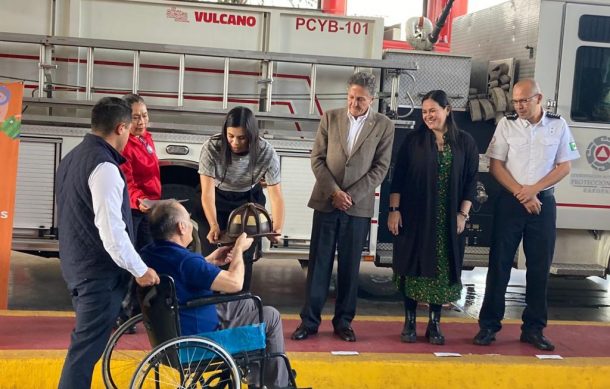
[300,210,370,330]
[217,299,289,388]
[58,274,129,389]
[479,191,556,333]
[119,210,153,320]
[132,209,153,251]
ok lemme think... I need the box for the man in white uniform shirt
[473,79,580,351]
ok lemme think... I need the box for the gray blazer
[307,107,395,218]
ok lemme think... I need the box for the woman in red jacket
[117,94,161,330]
[120,94,161,251]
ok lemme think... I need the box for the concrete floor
[7,251,610,323]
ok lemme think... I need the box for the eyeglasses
[511,94,539,106]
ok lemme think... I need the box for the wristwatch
[389,206,399,212]
[458,210,470,221]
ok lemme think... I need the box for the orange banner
[0,82,23,309]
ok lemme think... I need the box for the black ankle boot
[425,310,445,345]
[401,310,417,343]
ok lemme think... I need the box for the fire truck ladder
[0,32,418,130]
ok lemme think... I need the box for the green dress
[395,141,462,305]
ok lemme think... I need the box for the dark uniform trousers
[479,190,556,334]
[300,209,370,330]
[58,274,129,389]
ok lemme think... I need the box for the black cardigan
[390,127,479,283]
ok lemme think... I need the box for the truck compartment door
[555,3,610,230]
[13,137,61,243]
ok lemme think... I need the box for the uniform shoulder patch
[545,111,561,119]
[504,112,518,120]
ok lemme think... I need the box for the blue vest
[56,133,134,286]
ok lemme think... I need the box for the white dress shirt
[486,111,580,186]
[89,162,148,278]
[346,109,370,155]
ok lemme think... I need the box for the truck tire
[161,184,199,216]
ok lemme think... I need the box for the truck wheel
[161,184,199,216]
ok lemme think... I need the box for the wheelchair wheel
[102,314,152,389]
[130,336,241,389]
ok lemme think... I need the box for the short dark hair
[148,199,184,241]
[347,72,376,97]
[91,97,132,136]
[122,93,146,107]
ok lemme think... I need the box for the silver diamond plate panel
[377,242,394,251]
[382,51,471,109]
[452,0,541,93]
[464,246,490,256]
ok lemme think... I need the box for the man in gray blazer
[292,72,395,342]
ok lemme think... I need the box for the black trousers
[132,209,153,251]
[198,185,265,292]
[479,191,556,333]
[300,210,370,330]
[58,274,129,389]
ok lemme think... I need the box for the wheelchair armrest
[182,293,264,324]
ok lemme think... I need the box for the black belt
[537,187,554,198]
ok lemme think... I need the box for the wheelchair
[101,275,298,389]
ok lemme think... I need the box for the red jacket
[120,130,161,209]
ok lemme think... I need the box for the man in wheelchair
[140,199,291,388]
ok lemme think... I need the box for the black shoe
[424,311,444,345]
[334,326,356,342]
[400,310,417,343]
[520,331,555,351]
[473,329,497,346]
[291,323,318,341]
[126,324,137,334]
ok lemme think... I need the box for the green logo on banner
[1,115,20,139]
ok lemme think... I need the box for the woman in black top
[388,90,478,345]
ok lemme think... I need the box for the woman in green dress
[388,90,479,344]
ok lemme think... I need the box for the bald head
[514,79,541,96]
[512,78,543,122]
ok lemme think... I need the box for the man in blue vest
[56,97,160,389]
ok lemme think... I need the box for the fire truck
[1,0,609,277]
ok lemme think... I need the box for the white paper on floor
[536,354,563,360]
[434,352,462,357]
[331,351,359,356]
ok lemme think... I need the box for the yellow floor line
[1,351,610,389]
[0,309,74,317]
